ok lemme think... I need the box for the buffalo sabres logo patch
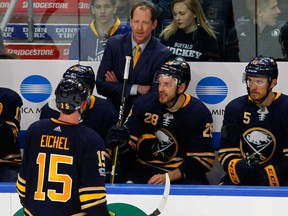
[241,128,276,163]
[137,128,178,162]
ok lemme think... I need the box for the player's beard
[250,91,264,104]
[250,88,271,105]
[159,92,178,107]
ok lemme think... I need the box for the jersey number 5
[34,153,73,202]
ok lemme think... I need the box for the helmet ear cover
[55,77,89,112]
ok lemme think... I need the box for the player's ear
[177,83,186,94]
[271,78,277,88]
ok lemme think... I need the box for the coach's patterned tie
[133,45,141,68]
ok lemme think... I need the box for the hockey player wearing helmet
[106,57,215,184]
[40,64,118,146]
[55,77,89,113]
[40,64,120,182]
[0,87,23,182]
[17,77,112,215]
[63,64,96,93]
[219,56,288,186]
[243,56,278,105]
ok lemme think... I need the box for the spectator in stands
[40,64,118,145]
[106,57,215,184]
[227,0,282,61]
[0,87,23,182]
[69,0,131,61]
[40,64,120,182]
[218,56,288,186]
[115,0,172,37]
[96,1,173,119]
[278,21,288,61]
[159,0,220,61]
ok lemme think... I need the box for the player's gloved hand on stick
[234,157,261,185]
[106,125,131,154]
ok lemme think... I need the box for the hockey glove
[257,165,281,186]
[106,125,130,154]
[228,158,260,185]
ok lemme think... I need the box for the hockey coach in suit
[96,1,173,119]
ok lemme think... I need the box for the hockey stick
[110,56,131,184]
[148,173,171,216]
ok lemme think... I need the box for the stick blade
[148,173,170,216]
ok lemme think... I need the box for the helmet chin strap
[166,86,181,109]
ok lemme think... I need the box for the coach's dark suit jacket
[96,32,173,116]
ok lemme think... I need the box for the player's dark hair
[244,56,278,104]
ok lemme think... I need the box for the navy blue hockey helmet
[63,64,95,92]
[154,57,191,88]
[244,56,278,82]
[279,21,288,57]
[55,77,89,111]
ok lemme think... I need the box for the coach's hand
[106,125,130,154]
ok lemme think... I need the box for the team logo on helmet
[240,128,276,164]
[251,59,259,66]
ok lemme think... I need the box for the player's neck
[256,91,275,108]
[58,112,81,125]
[166,94,185,112]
